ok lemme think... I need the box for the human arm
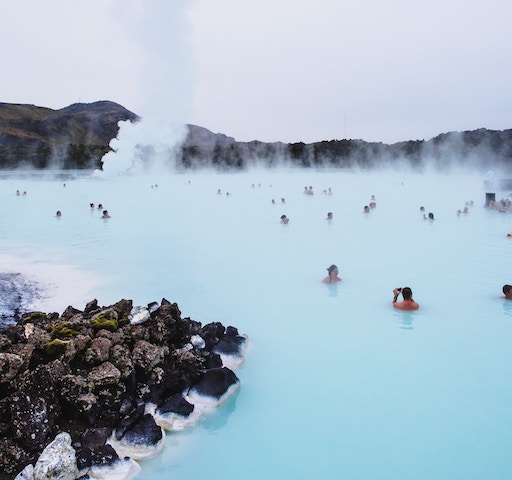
[392,288,401,304]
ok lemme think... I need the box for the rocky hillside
[0,101,139,169]
[181,127,512,171]
[1,101,512,171]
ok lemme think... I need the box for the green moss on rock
[90,312,118,332]
[46,321,82,339]
[21,312,48,325]
[45,338,69,356]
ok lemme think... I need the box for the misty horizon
[2,100,512,175]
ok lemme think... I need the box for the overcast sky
[2,0,511,144]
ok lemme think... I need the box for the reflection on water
[394,310,415,330]
[201,389,239,432]
[326,283,339,297]
[501,299,512,317]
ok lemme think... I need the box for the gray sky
[2,0,511,144]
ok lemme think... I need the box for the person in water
[502,284,512,299]
[280,215,289,224]
[101,210,111,219]
[392,287,419,310]
[326,212,333,220]
[322,264,341,283]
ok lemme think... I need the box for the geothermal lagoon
[2,167,512,480]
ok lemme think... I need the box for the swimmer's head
[402,287,413,299]
[327,264,338,275]
[503,284,512,295]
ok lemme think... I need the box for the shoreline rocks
[0,297,248,480]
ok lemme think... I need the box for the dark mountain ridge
[0,100,511,172]
[0,101,139,169]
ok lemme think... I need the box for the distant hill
[0,101,139,168]
[182,126,512,172]
[1,101,511,171]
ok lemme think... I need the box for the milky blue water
[2,167,512,479]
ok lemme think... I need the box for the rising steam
[98,0,196,176]
[100,119,187,176]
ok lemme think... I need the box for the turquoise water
[1,168,512,479]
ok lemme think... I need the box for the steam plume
[99,0,196,175]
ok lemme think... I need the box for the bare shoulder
[406,302,419,310]
[394,302,419,310]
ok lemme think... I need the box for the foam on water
[2,168,512,479]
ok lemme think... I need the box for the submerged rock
[75,440,141,480]
[86,456,140,480]
[151,393,200,431]
[212,326,248,370]
[159,393,195,417]
[108,414,165,460]
[187,367,240,410]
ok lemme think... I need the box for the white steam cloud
[100,119,187,176]
[99,0,196,176]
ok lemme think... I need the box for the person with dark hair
[502,284,512,299]
[392,287,419,310]
[323,264,341,283]
[101,210,111,219]
[280,215,289,224]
